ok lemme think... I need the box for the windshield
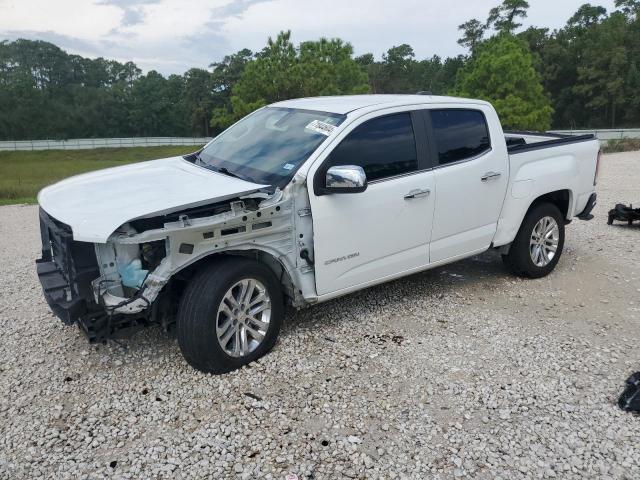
[197,107,346,187]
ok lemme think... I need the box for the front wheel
[502,202,565,278]
[177,257,283,374]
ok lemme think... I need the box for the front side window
[430,109,491,165]
[197,107,346,187]
[326,113,418,182]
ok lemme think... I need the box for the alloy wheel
[216,278,271,357]
[529,216,560,267]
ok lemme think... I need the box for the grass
[0,145,202,205]
[6,138,635,206]
[602,138,640,153]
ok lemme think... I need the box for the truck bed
[504,131,596,154]
[489,129,600,248]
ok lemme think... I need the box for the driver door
[307,110,436,297]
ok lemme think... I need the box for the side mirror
[324,165,367,194]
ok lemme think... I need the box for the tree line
[0,0,639,140]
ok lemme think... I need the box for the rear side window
[430,109,491,165]
[326,113,417,181]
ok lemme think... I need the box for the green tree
[454,35,553,130]
[239,31,298,101]
[517,27,550,73]
[210,50,253,105]
[376,44,422,93]
[568,4,608,28]
[615,0,640,19]
[626,61,640,121]
[183,68,214,136]
[354,53,374,67]
[3,3,640,140]
[129,71,175,136]
[355,53,386,93]
[164,74,190,136]
[297,37,369,96]
[458,19,486,52]
[211,31,369,130]
[570,12,630,127]
[417,55,464,94]
[438,56,466,92]
[518,27,550,54]
[487,0,530,33]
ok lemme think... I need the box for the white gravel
[1,151,639,479]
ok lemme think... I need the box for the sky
[0,0,619,75]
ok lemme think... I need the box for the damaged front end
[36,209,151,341]
[89,228,173,339]
[37,208,174,341]
[37,209,101,327]
[36,186,307,343]
[92,229,170,317]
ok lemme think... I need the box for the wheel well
[177,250,297,304]
[529,190,571,220]
[495,189,572,254]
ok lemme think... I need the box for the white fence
[550,128,640,144]
[1,129,639,152]
[0,137,212,151]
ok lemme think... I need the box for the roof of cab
[269,94,488,115]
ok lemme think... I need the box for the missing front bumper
[36,209,101,325]
[36,259,87,325]
[37,256,151,342]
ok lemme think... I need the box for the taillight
[594,149,602,186]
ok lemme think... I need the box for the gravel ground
[1,151,639,479]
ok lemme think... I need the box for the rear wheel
[502,202,565,278]
[177,257,283,374]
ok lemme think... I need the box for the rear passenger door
[424,108,509,262]
[308,111,436,296]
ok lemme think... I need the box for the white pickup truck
[36,95,600,373]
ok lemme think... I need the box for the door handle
[404,188,431,200]
[481,171,502,181]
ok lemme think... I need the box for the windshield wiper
[215,166,245,181]
[192,151,205,166]
[194,154,254,183]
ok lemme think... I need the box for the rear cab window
[430,109,491,166]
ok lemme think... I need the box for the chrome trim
[367,167,433,185]
[326,165,367,190]
[481,171,502,181]
[404,188,431,200]
[432,147,493,170]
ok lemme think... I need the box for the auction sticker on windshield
[305,120,336,136]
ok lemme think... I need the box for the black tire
[177,257,283,374]
[502,202,565,279]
